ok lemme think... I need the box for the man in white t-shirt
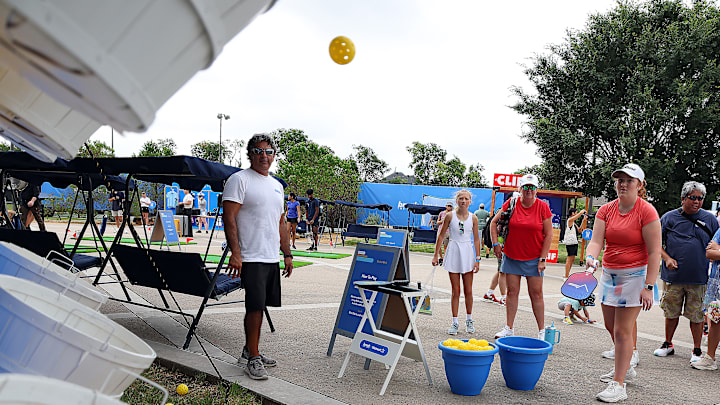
[223,133,293,381]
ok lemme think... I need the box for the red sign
[546,250,558,263]
[493,173,523,188]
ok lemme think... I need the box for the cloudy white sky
[89,0,619,181]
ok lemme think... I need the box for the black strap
[678,208,712,238]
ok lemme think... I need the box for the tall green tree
[351,145,389,182]
[0,141,12,152]
[271,128,309,159]
[436,156,466,186]
[512,0,720,213]
[190,140,243,165]
[406,142,447,184]
[78,140,115,158]
[134,138,177,157]
[464,164,489,188]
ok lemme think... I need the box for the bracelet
[283,253,293,259]
[492,242,500,247]
[475,259,481,262]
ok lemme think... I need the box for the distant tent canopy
[404,203,445,215]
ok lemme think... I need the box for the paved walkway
[50,221,720,404]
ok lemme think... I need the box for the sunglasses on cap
[251,147,275,156]
[521,185,537,191]
[685,195,704,201]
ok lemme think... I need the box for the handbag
[563,223,578,245]
[496,197,517,241]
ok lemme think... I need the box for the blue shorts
[501,254,543,277]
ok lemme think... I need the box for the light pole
[217,113,230,164]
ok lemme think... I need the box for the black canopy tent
[333,199,392,245]
[0,151,135,299]
[404,203,445,244]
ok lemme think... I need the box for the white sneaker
[596,381,628,402]
[600,366,636,383]
[538,329,545,341]
[630,350,639,367]
[494,325,514,339]
[465,319,475,333]
[448,322,459,335]
[602,347,615,359]
[690,351,702,363]
[653,342,675,356]
[691,354,718,370]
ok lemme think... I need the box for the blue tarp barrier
[358,183,495,227]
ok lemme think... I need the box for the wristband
[492,242,500,247]
[283,253,293,259]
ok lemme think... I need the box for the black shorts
[141,207,149,213]
[287,217,298,223]
[241,262,281,311]
[566,244,578,256]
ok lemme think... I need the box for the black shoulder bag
[678,208,712,239]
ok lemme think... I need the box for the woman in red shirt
[585,163,661,403]
[490,174,553,340]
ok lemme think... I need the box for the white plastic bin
[0,374,126,404]
[0,66,101,162]
[0,242,108,310]
[0,275,156,398]
[0,0,276,134]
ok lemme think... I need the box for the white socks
[466,314,473,321]
[452,317,458,324]
[487,289,494,296]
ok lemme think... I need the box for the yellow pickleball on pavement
[176,384,188,395]
[329,36,355,65]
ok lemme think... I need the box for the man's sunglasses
[521,185,537,191]
[251,147,275,156]
[685,195,704,201]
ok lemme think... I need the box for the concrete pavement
[51,221,720,404]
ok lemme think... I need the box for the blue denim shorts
[501,254,543,277]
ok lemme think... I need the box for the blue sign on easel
[327,243,406,356]
[150,209,180,247]
[582,229,593,241]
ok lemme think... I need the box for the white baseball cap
[612,163,645,182]
[519,174,539,188]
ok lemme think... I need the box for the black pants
[20,204,46,231]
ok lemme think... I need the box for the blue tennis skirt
[501,254,543,277]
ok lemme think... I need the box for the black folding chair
[112,244,275,349]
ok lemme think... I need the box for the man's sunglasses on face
[521,185,537,191]
[251,147,275,156]
[685,195,704,201]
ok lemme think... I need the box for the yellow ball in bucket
[176,383,189,395]
[329,36,355,65]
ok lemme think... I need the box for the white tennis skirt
[599,265,647,308]
[443,240,475,274]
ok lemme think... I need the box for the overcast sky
[88,0,619,182]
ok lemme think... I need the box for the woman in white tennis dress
[432,189,482,335]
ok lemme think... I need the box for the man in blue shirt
[306,189,320,251]
[657,181,719,362]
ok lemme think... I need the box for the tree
[351,145,389,182]
[77,140,115,158]
[436,156,466,186]
[271,128,309,159]
[512,0,720,213]
[135,138,177,157]
[190,139,245,166]
[464,164,489,188]
[0,141,12,152]
[274,133,362,224]
[406,142,447,184]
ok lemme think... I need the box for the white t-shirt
[183,193,194,208]
[223,169,284,263]
[140,196,151,208]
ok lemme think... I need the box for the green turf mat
[77,236,197,245]
[286,250,351,259]
[202,254,312,269]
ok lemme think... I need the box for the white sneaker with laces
[691,354,718,370]
[630,350,639,367]
[466,319,475,333]
[596,381,628,403]
[599,366,636,383]
[602,347,615,359]
[494,325,514,339]
[690,351,702,363]
[448,322,459,335]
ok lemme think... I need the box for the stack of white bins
[0,0,276,161]
[0,275,157,398]
[0,242,108,310]
[0,374,128,404]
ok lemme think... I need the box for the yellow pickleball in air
[329,36,355,65]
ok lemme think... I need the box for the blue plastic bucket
[495,336,552,391]
[438,340,498,396]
